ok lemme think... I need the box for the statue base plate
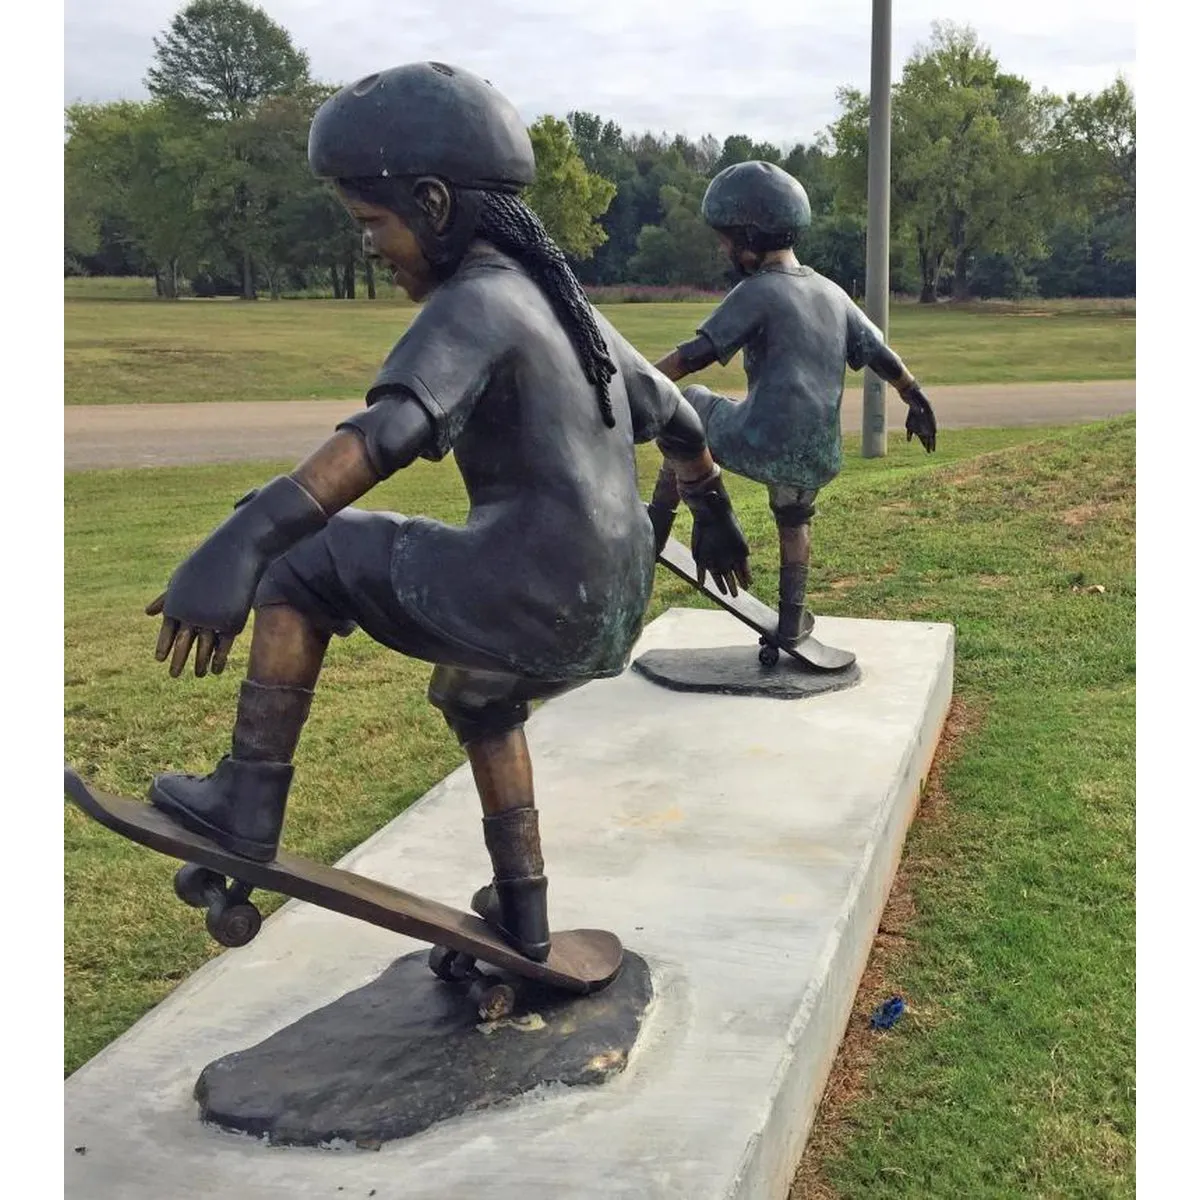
[633,645,861,698]
[196,950,652,1147]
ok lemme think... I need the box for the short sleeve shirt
[696,266,886,489]
[338,245,681,681]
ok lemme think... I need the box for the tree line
[65,2,1135,302]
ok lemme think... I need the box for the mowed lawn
[65,286,1136,405]
[65,418,1134,1196]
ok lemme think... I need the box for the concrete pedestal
[65,608,954,1199]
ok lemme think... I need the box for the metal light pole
[862,0,892,457]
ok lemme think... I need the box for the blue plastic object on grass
[869,995,905,1030]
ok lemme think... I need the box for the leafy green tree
[1030,216,1135,298]
[562,123,712,284]
[197,91,322,298]
[831,23,1058,302]
[781,140,836,213]
[145,0,310,120]
[63,8,1133,301]
[65,101,210,297]
[1049,78,1135,262]
[714,134,783,172]
[802,211,868,296]
[566,111,630,180]
[145,0,313,297]
[525,116,617,260]
[64,161,101,274]
[628,177,726,287]
[269,175,361,298]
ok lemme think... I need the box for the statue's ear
[412,177,453,233]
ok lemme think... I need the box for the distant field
[64,280,1136,405]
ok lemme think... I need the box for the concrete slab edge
[730,627,956,1198]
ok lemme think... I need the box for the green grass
[790,422,1135,1198]
[65,276,164,301]
[64,292,1135,405]
[66,417,1134,1200]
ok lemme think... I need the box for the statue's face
[337,190,437,301]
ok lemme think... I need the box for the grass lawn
[64,289,1136,405]
[65,417,1134,1197]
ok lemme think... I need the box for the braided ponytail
[476,193,618,428]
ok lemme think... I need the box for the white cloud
[64,0,1135,144]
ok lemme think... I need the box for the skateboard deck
[64,766,622,996]
[656,537,856,672]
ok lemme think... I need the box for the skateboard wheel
[205,900,262,948]
[428,945,459,982]
[174,863,224,908]
[472,980,516,1022]
[758,642,780,667]
[429,946,476,982]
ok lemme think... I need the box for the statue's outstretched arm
[864,345,937,454]
[147,398,434,678]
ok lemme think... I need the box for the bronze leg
[466,727,535,815]
[775,523,812,646]
[230,605,330,764]
[247,604,330,690]
[465,727,550,961]
[772,489,817,646]
[778,521,812,570]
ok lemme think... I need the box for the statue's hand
[146,589,239,679]
[145,475,329,678]
[146,523,262,678]
[681,473,752,597]
[901,382,937,453]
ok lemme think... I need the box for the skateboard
[657,537,856,672]
[64,766,623,1020]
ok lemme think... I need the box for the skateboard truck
[171,861,530,1014]
[757,638,782,667]
[173,863,263,948]
[757,609,816,667]
[427,946,518,1021]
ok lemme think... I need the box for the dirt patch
[788,696,986,1200]
[938,444,1034,487]
[1061,502,1113,527]
[976,574,1011,589]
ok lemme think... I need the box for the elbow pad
[677,333,718,373]
[337,392,435,479]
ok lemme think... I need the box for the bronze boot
[150,680,314,862]
[777,562,810,647]
[471,806,551,962]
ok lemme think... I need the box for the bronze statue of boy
[649,161,937,648]
[144,63,750,963]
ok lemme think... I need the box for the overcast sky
[64,0,1135,147]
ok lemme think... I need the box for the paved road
[64,379,1135,471]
